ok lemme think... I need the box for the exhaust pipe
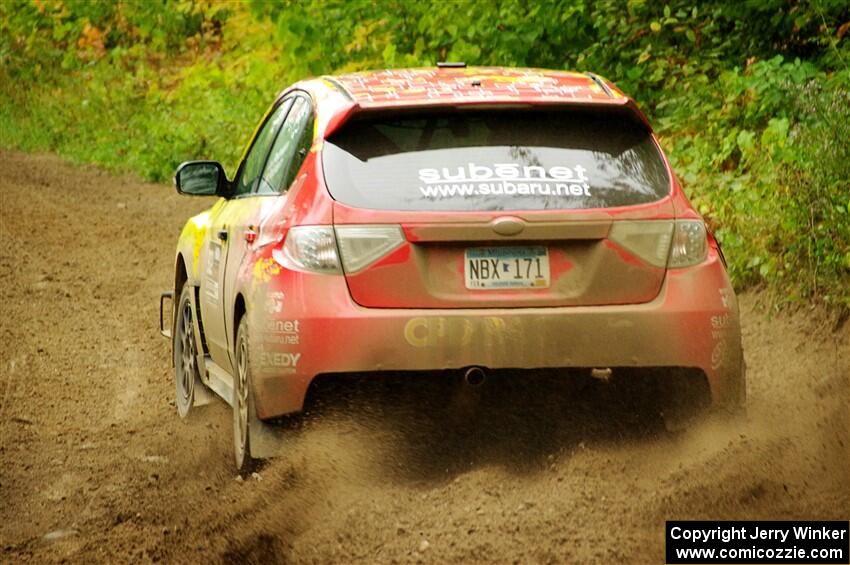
[591,367,613,382]
[464,367,486,386]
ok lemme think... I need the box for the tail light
[275,226,342,273]
[609,220,707,268]
[335,225,405,273]
[609,221,674,267]
[668,220,708,267]
[273,225,405,274]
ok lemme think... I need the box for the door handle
[217,230,228,242]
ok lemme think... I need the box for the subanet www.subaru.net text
[418,163,592,199]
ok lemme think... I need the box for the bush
[1,0,847,307]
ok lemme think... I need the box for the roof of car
[320,66,627,108]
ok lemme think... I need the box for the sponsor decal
[405,317,445,348]
[253,257,281,283]
[711,313,731,330]
[264,291,285,314]
[343,69,594,104]
[711,339,727,370]
[204,242,222,301]
[262,319,301,345]
[404,317,504,348]
[417,163,591,200]
[709,306,736,368]
[259,351,301,369]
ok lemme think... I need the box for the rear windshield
[322,108,670,211]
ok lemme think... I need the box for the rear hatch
[323,106,675,308]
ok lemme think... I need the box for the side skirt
[204,358,234,408]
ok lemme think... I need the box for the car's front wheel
[233,317,259,473]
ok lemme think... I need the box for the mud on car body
[160,66,745,471]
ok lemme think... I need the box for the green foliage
[659,57,850,307]
[0,0,277,178]
[252,0,848,108]
[1,0,848,307]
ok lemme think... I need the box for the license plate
[464,246,550,289]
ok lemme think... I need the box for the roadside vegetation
[1,0,848,308]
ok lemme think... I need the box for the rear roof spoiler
[321,97,653,139]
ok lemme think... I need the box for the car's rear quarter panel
[246,246,742,419]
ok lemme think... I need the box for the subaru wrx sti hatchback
[161,66,745,471]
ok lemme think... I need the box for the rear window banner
[323,108,670,212]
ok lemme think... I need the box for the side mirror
[174,161,228,197]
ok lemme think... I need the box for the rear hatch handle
[404,219,612,242]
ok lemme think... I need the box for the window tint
[257,96,314,195]
[234,100,292,197]
[322,108,670,211]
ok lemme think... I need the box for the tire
[659,368,713,432]
[173,285,200,419]
[724,359,748,421]
[233,316,259,473]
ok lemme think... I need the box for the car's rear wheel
[173,286,199,419]
[659,367,727,431]
[722,359,748,422]
[233,317,259,473]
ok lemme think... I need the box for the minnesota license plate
[464,246,550,289]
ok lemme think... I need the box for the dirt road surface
[1,150,847,564]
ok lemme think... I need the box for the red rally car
[160,65,746,471]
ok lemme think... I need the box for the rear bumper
[247,254,744,419]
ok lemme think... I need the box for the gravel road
[1,150,847,564]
